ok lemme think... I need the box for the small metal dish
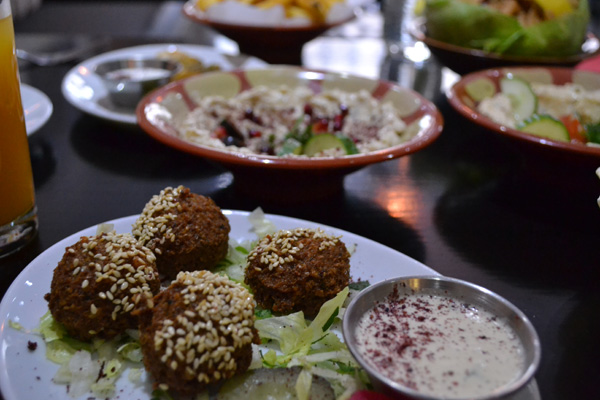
[343,276,541,400]
[95,58,181,109]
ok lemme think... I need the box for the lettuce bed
[424,0,590,57]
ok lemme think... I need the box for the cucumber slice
[500,77,537,122]
[335,134,359,155]
[303,134,346,157]
[518,115,569,142]
[278,138,303,156]
[465,77,496,102]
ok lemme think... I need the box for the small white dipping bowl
[343,276,541,400]
[95,58,181,109]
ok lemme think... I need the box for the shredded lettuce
[248,207,277,238]
[254,287,368,399]
[95,223,115,235]
[296,368,313,400]
[37,311,144,398]
[118,341,144,362]
[9,320,24,331]
[214,238,254,284]
[37,310,68,342]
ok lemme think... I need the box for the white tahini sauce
[355,288,526,398]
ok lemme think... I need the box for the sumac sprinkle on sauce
[354,286,526,398]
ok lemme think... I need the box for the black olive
[219,120,246,147]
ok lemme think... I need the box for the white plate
[0,211,539,400]
[21,84,53,135]
[60,44,268,125]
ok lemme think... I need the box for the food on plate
[354,286,526,398]
[156,50,221,81]
[245,227,350,317]
[44,231,160,341]
[135,270,260,395]
[252,285,366,399]
[424,0,590,57]
[33,208,368,399]
[176,85,414,157]
[194,0,352,26]
[132,186,230,279]
[476,76,600,144]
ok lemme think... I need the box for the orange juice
[0,13,35,226]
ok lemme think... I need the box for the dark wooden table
[2,2,600,400]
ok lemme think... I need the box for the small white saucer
[61,43,268,125]
[21,84,53,135]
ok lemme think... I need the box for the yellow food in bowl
[195,0,345,24]
[156,50,221,81]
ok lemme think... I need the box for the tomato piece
[559,115,587,144]
[249,130,262,138]
[212,126,227,140]
[312,119,330,134]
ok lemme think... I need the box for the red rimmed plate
[136,66,443,202]
[447,66,600,159]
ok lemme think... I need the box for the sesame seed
[248,227,341,271]
[151,270,256,385]
[131,186,182,248]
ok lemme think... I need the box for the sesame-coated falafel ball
[132,186,230,279]
[245,228,351,318]
[136,270,260,395]
[45,232,160,342]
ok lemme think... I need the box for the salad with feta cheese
[473,75,600,146]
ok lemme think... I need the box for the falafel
[132,186,230,279]
[45,232,160,341]
[136,270,260,395]
[245,227,350,318]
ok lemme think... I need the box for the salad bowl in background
[409,18,600,76]
[136,66,443,203]
[182,0,356,65]
[447,66,600,160]
[415,0,598,75]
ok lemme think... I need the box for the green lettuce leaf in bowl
[424,0,590,57]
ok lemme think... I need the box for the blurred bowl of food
[447,66,600,160]
[343,275,541,400]
[182,0,357,64]
[413,0,598,75]
[136,66,443,203]
[94,58,182,109]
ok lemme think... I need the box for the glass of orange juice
[0,0,37,257]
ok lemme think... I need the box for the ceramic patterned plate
[447,66,600,158]
[135,66,444,202]
[137,66,444,170]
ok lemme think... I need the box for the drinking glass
[0,0,37,257]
